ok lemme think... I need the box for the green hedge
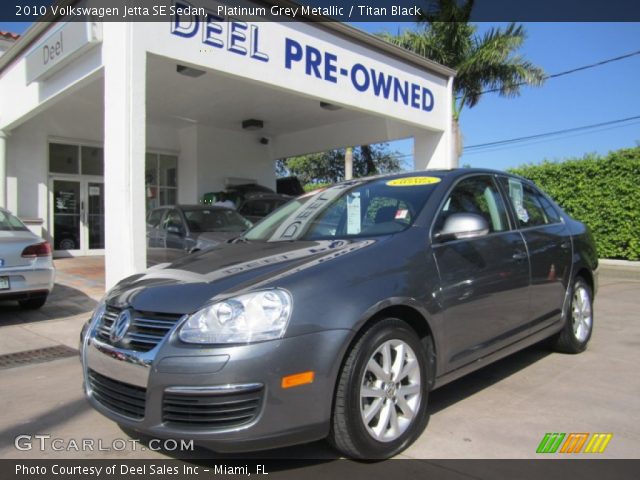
[508,147,640,260]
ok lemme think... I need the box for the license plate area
[0,276,10,290]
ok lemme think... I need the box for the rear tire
[329,318,431,459]
[19,295,48,310]
[550,277,593,353]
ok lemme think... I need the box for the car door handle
[512,251,527,261]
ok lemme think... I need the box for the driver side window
[435,176,510,234]
[163,209,184,232]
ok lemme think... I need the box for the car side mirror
[435,213,490,242]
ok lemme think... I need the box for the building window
[50,143,80,174]
[146,153,178,211]
[81,146,104,176]
[49,143,179,212]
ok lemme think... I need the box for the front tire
[550,277,593,353]
[329,318,431,459]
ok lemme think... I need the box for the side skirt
[432,321,564,390]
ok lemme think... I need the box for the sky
[355,22,640,170]
[1,21,639,170]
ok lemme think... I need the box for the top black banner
[3,0,640,23]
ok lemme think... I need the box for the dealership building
[0,2,455,288]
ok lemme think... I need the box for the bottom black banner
[1,459,638,480]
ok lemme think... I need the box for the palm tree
[378,0,545,159]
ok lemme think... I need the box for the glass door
[52,179,82,252]
[51,178,105,255]
[87,182,105,250]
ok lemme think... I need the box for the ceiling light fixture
[242,119,264,130]
[176,65,206,78]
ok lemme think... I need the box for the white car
[0,208,55,309]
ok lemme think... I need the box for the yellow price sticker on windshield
[387,176,441,187]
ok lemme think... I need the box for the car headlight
[179,289,292,344]
[81,299,106,346]
[91,300,107,325]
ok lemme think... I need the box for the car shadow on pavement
[428,344,551,415]
[0,397,91,452]
[0,284,97,326]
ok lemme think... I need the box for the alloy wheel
[359,339,422,442]
[572,285,592,342]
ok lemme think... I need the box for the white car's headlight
[179,289,292,344]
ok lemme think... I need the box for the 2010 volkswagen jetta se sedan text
[80,169,598,459]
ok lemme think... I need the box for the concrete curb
[599,259,640,279]
[599,259,640,268]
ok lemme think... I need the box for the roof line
[0,0,77,74]
[256,0,455,78]
[315,22,455,78]
[0,31,21,40]
[0,0,455,79]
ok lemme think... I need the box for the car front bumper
[0,259,55,299]
[81,321,351,453]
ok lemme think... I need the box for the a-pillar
[102,23,147,289]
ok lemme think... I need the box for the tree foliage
[378,0,545,121]
[509,147,640,260]
[276,144,402,186]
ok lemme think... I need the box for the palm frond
[375,1,545,120]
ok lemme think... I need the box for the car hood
[193,231,241,246]
[107,238,379,314]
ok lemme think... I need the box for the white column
[414,130,456,170]
[0,131,6,208]
[103,23,147,288]
[344,146,353,180]
[447,75,457,167]
[177,125,199,204]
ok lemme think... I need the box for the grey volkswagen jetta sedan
[81,169,597,459]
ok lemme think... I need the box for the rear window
[0,211,29,231]
[183,208,252,232]
[499,177,562,227]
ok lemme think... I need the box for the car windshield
[0,210,29,232]
[244,176,442,242]
[183,208,252,233]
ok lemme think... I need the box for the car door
[146,208,165,248]
[432,174,531,371]
[498,177,572,330]
[163,209,187,252]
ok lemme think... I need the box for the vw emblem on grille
[110,309,132,343]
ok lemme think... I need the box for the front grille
[163,387,263,429]
[96,307,182,352]
[88,369,146,420]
